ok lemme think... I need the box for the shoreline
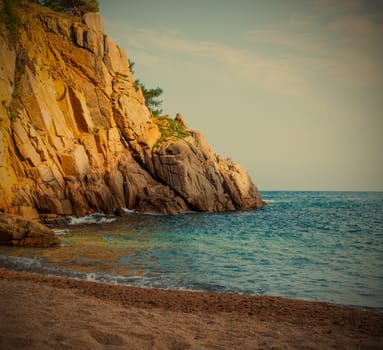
[0,266,381,314]
[1,267,382,349]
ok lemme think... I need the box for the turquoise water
[1,191,382,309]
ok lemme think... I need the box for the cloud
[328,13,383,49]
[131,52,160,66]
[327,13,383,87]
[329,14,375,34]
[126,28,306,97]
[111,1,383,98]
[246,6,383,90]
[133,28,237,60]
[245,29,329,58]
[288,14,317,27]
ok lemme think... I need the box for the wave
[263,199,289,204]
[52,229,72,236]
[121,207,198,216]
[263,199,285,204]
[121,208,168,216]
[67,213,116,225]
[121,208,135,214]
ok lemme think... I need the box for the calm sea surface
[1,191,382,310]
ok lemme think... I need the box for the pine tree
[135,80,164,116]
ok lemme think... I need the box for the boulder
[0,212,59,247]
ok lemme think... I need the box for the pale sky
[99,0,383,191]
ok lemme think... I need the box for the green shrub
[153,116,189,145]
[39,0,99,15]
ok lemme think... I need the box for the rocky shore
[0,268,382,349]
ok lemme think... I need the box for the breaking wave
[67,213,116,225]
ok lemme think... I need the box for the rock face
[0,212,59,247]
[0,3,264,219]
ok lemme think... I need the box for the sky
[99,0,383,191]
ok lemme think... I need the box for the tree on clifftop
[135,80,164,117]
[129,60,164,116]
[38,0,99,15]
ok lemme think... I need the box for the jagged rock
[152,138,232,211]
[72,23,84,47]
[104,35,132,77]
[83,12,104,33]
[0,212,59,247]
[0,2,264,218]
[60,144,90,178]
[83,29,104,57]
[217,157,265,210]
[175,113,187,127]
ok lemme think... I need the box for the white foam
[86,273,97,282]
[122,208,196,216]
[53,229,71,236]
[264,199,277,203]
[68,213,116,225]
[121,208,135,213]
[97,217,117,224]
[263,199,286,203]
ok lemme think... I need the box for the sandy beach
[0,268,382,349]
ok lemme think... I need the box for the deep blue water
[1,191,382,310]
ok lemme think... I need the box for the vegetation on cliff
[37,0,99,15]
[129,61,164,117]
[136,82,163,116]
[0,0,99,43]
[153,116,189,145]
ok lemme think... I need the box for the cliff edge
[0,2,264,219]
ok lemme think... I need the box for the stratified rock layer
[0,3,264,218]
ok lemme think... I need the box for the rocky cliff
[0,2,264,220]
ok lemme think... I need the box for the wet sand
[0,268,382,349]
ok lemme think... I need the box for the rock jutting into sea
[0,212,58,247]
[0,2,264,225]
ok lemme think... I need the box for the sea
[1,191,382,311]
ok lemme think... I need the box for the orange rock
[0,2,264,218]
